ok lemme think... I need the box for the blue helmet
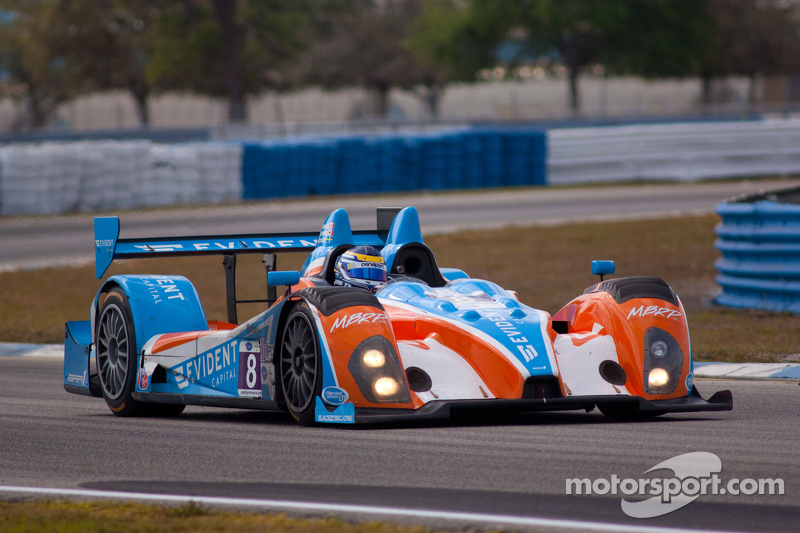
[334,246,387,290]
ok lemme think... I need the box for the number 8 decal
[238,345,262,398]
[246,353,257,388]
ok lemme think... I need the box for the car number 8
[246,353,258,388]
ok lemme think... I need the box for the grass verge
[1,214,798,362]
[0,500,442,533]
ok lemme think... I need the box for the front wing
[351,387,733,424]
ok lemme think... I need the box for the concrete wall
[0,75,765,133]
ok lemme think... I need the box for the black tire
[279,304,322,426]
[96,289,186,417]
[96,289,146,417]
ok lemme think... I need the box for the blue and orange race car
[64,207,732,424]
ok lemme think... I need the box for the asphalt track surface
[1,357,798,532]
[4,178,800,272]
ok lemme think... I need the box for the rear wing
[95,216,394,279]
[94,208,402,324]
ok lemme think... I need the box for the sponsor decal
[136,368,149,390]
[483,311,538,361]
[66,370,87,386]
[329,312,388,333]
[626,305,682,321]
[171,339,239,390]
[321,386,349,405]
[129,238,317,254]
[238,343,262,398]
[134,244,184,252]
[320,222,335,244]
[259,337,275,401]
[685,373,693,392]
[566,452,784,518]
[314,397,355,424]
[95,239,115,248]
[141,276,185,304]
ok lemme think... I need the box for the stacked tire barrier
[715,186,800,313]
[0,141,242,215]
[549,119,800,184]
[240,127,547,199]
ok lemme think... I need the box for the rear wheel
[96,289,185,417]
[96,289,144,416]
[279,304,322,426]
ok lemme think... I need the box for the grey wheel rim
[97,304,130,400]
[281,312,318,412]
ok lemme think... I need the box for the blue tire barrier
[239,127,547,200]
[715,187,800,313]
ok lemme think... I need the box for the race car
[64,206,732,424]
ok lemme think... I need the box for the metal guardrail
[715,186,800,313]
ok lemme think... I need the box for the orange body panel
[315,304,421,409]
[151,330,219,354]
[554,292,690,400]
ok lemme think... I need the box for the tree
[0,2,71,128]
[300,0,433,119]
[410,0,712,113]
[408,0,506,117]
[146,0,308,122]
[697,0,800,104]
[45,0,164,125]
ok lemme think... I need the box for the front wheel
[279,304,322,426]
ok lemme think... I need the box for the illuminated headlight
[374,377,399,396]
[650,340,668,359]
[648,368,670,388]
[362,349,385,368]
[643,327,684,394]
[348,336,411,403]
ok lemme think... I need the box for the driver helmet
[333,246,387,291]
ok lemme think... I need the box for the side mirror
[268,270,301,286]
[591,260,615,282]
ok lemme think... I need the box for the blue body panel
[377,279,555,377]
[95,217,120,279]
[64,321,93,391]
[380,206,425,269]
[100,275,207,354]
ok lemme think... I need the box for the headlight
[362,349,385,368]
[643,327,684,394]
[648,368,669,388]
[374,377,399,396]
[650,340,668,359]
[348,335,411,403]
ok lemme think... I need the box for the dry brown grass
[2,214,799,361]
[0,500,442,533]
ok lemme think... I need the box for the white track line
[0,485,747,533]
